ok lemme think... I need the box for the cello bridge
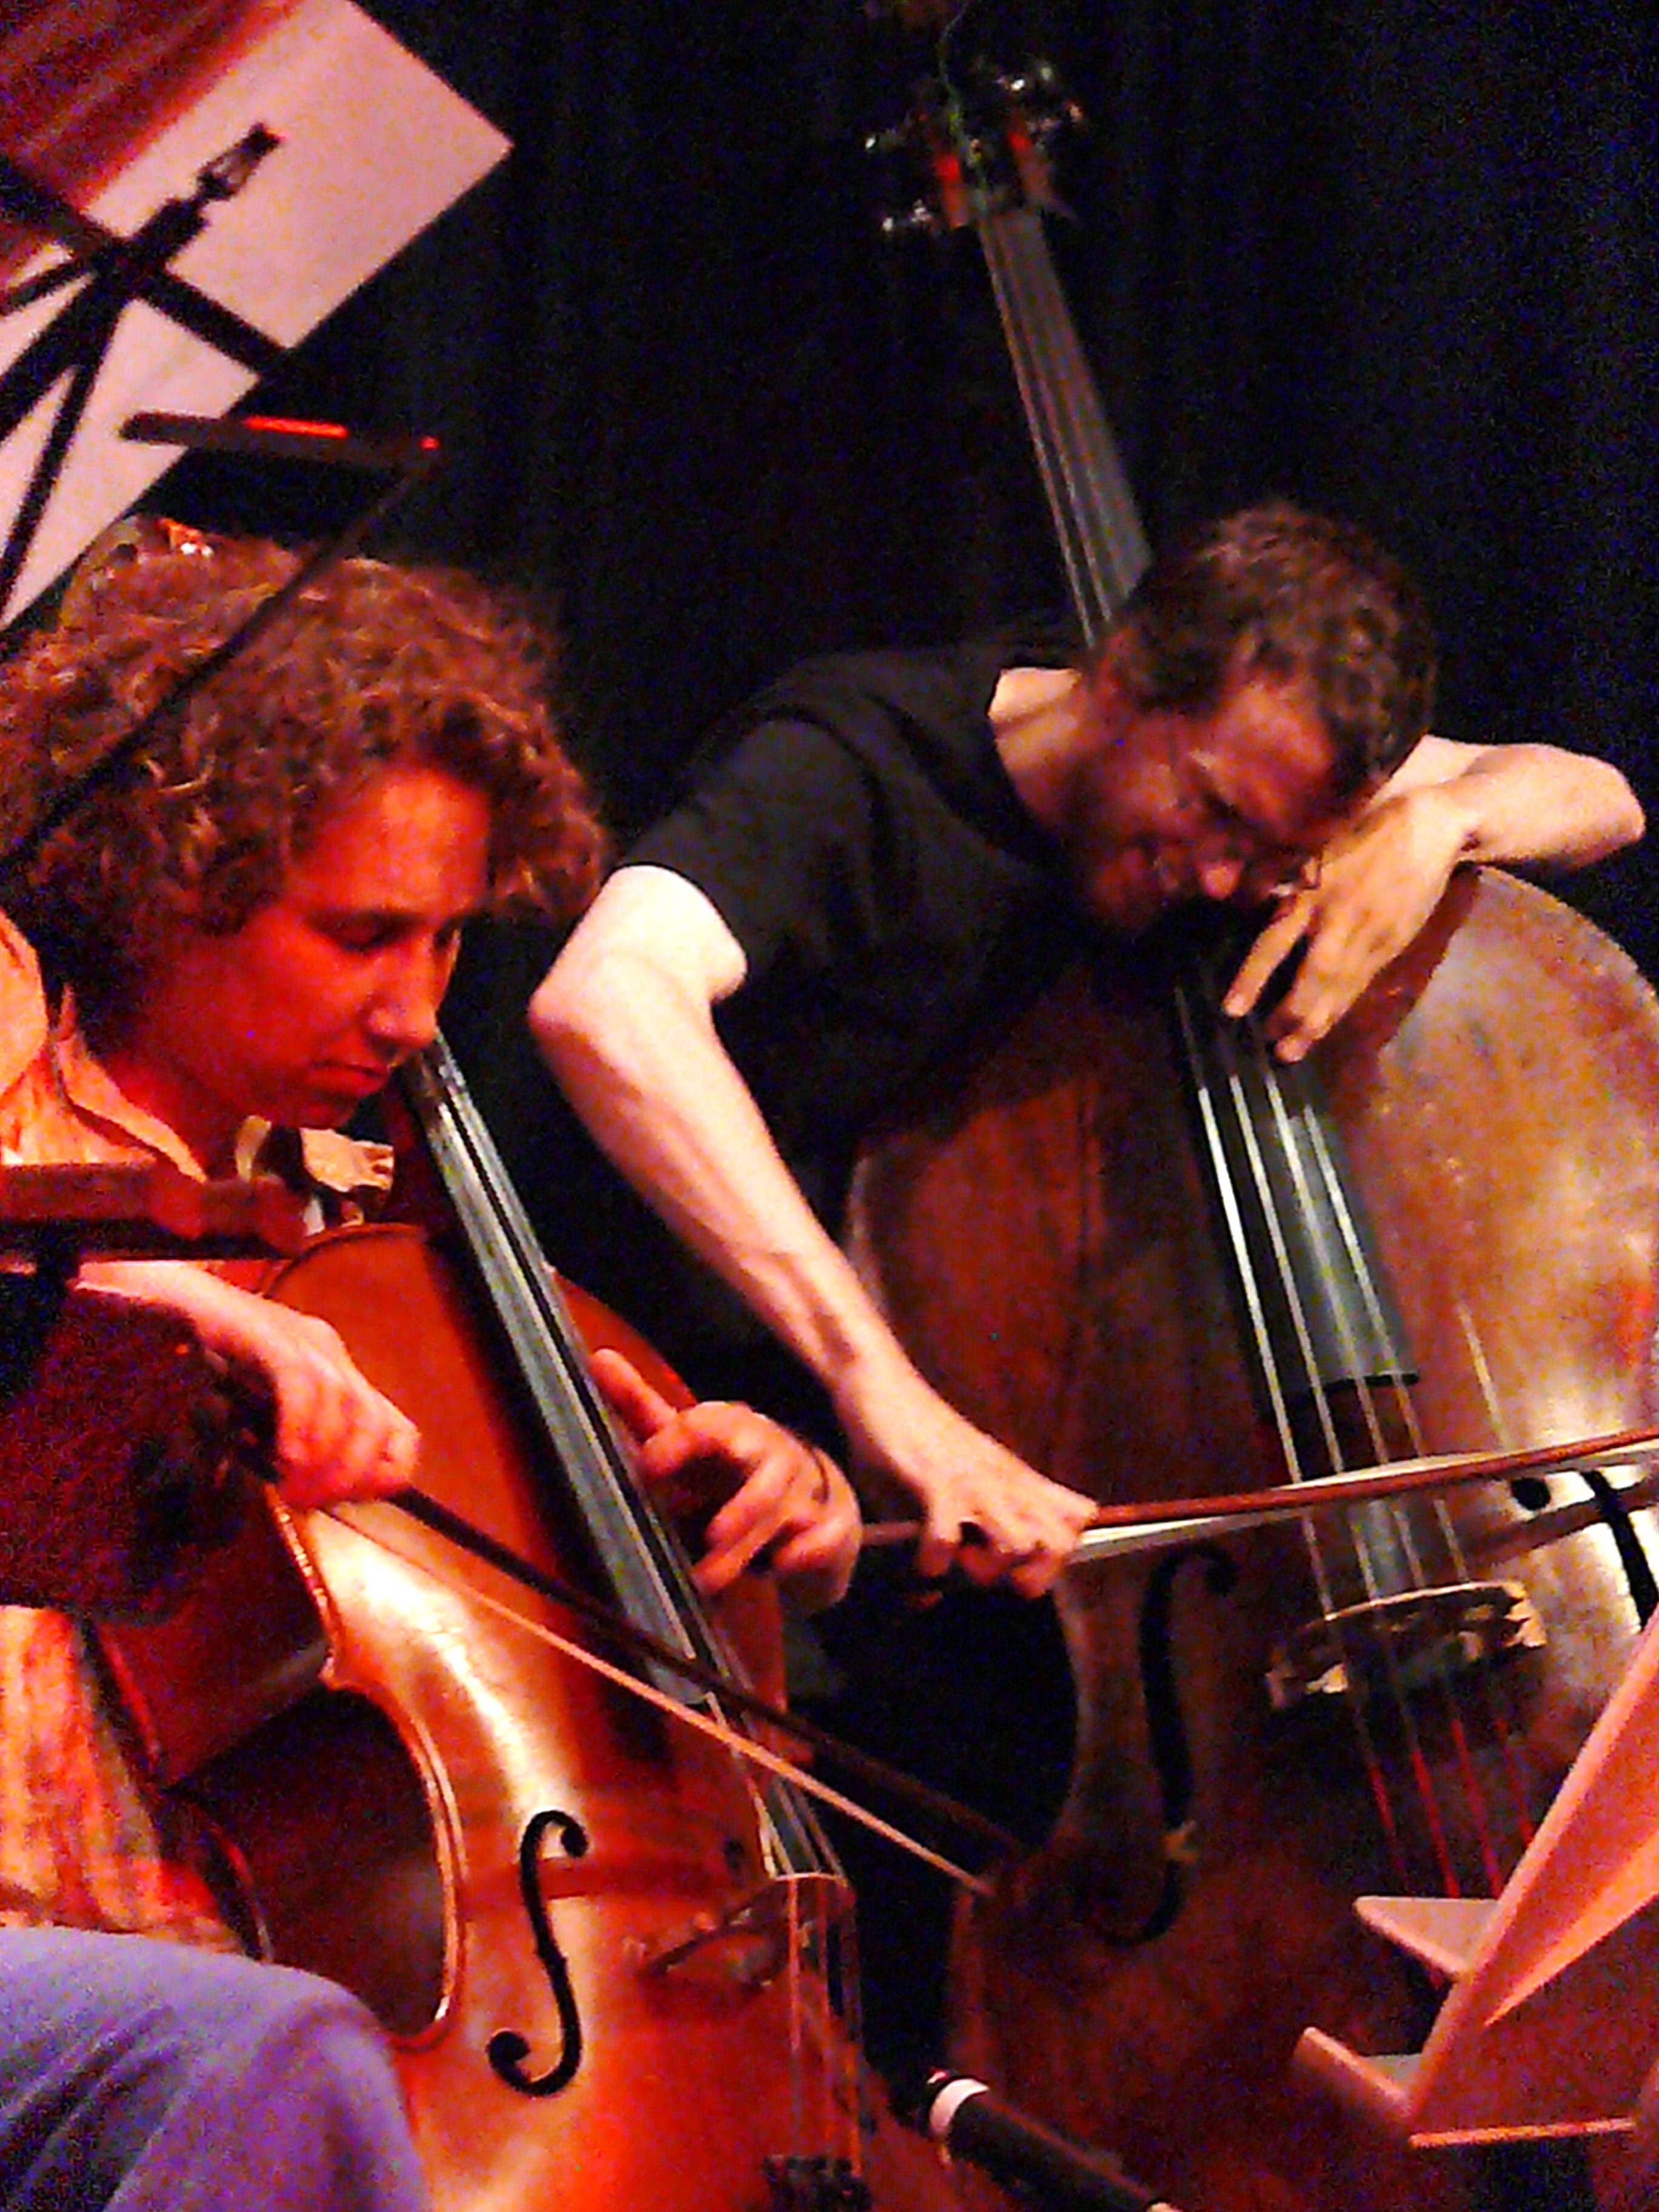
[633,1872,842,1991]
[1267,1580,1546,1710]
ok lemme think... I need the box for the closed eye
[320,910,474,957]
[326,917,407,954]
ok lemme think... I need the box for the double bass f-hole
[1128,1541,1238,1945]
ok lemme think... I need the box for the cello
[96,1037,995,2212]
[851,22,1659,2211]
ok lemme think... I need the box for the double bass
[852,23,1659,2211]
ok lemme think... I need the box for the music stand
[1,0,507,628]
[1295,1608,1659,2149]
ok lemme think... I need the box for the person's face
[104,762,490,1173]
[1062,664,1350,935]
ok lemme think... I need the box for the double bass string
[1276,1036,1544,1892]
[927,0,1144,645]
[1170,965,1419,1885]
[979,209,1145,638]
[971,115,1473,1895]
[1185,955,1540,1897]
[1239,1029,1481,1888]
[1188,970,1450,1888]
[1273,1050,1543,1886]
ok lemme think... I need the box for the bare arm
[1226,734,1645,1060]
[529,867,1096,1591]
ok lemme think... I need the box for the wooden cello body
[848,872,1659,2210]
[100,1044,980,2212]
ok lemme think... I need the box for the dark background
[162,0,1655,970]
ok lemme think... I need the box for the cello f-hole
[488,1806,588,2097]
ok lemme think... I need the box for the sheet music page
[1,0,509,623]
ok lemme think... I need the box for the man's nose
[1195,851,1249,902]
[365,955,446,1053]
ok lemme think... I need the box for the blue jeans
[0,1929,429,2211]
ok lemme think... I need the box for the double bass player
[525,500,1644,2081]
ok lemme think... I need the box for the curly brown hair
[0,521,606,1014]
[1109,501,1437,800]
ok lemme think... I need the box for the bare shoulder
[537,866,748,1007]
[1376,732,1487,794]
[989,665,1082,725]
[577,866,740,953]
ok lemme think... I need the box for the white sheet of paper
[1,0,509,623]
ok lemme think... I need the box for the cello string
[783,1877,866,2181]
[397,1079,836,1908]
[348,1045,1025,1891]
[405,1043,851,1894]
[407,1045,719,1664]
[327,1495,999,1897]
[383,1476,1020,1860]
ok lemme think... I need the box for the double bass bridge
[1267,1580,1547,1710]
